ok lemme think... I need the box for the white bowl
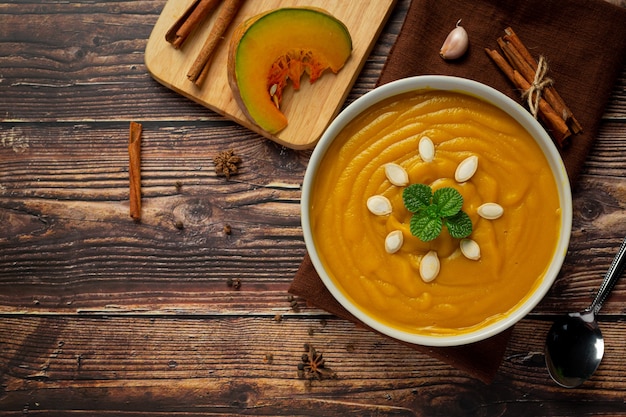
[301,75,572,346]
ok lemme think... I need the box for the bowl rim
[301,75,572,346]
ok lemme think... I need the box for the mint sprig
[403,184,472,242]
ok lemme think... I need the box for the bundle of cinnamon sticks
[165,0,245,87]
[485,27,582,148]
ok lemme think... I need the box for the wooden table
[1,1,625,415]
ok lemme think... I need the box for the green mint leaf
[433,187,463,217]
[402,184,431,213]
[444,211,473,239]
[410,212,443,242]
[424,203,441,219]
[403,183,473,242]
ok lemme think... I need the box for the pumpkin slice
[227,7,352,134]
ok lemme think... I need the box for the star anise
[214,149,242,179]
[297,344,336,380]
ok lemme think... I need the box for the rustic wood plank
[583,122,626,175]
[0,1,177,121]
[1,316,625,415]
[1,121,626,314]
[0,122,305,313]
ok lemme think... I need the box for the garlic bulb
[440,19,469,60]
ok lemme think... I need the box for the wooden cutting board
[145,0,397,149]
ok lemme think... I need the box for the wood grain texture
[2,0,626,415]
[2,122,625,315]
[1,317,626,415]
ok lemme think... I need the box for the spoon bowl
[545,236,626,387]
[545,310,604,388]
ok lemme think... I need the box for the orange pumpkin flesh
[227,8,352,134]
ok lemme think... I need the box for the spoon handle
[590,236,626,314]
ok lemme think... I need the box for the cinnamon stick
[128,121,142,222]
[497,37,536,84]
[497,36,571,129]
[512,71,571,147]
[485,48,570,147]
[502,27,582,134]
[187,0,244,86]
[166,0,223,49]
[502,27,535,69]
[500,37,570,131]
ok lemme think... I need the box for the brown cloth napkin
[290,0,626,384]
[378,0,626,183]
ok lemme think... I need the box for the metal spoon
[545,236,626,388]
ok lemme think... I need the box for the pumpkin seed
[418,136,435,162]
[384,163,409,186]
[367,195,392,216]
[269,84,280,109]
[477,202,504,220]
[460,238,481,260]
[385,230,404,254]
[455,155,478,183]
[420,250,440,282]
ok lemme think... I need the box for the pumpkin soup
[309,90,562,336]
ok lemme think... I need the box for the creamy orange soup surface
[310,89,562,336]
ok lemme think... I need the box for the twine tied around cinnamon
[521,55,553,119]
[486,27,583,148]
